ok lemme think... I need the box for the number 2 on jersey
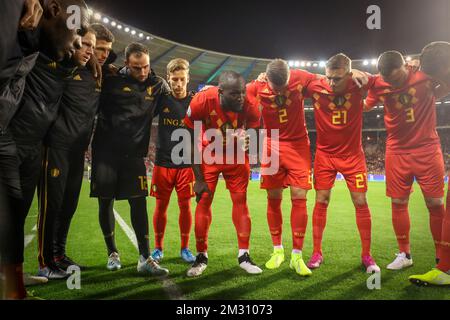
[279,108,288,123]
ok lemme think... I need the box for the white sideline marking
[24,224,37,247]
[113,209,186,300]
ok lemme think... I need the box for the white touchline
[24,224,37,248]
[113,209,186,300]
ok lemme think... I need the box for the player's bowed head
[39,0,90,62]
[377,51,409,88]
[218,71,246,113]
[325,53,352,94]
[124,42,151,83]
[420,41,450,87]
[266,59,290,95]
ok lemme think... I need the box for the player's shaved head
[266,59,290,88]
[420,41,450,85]
[39,0,89,61]
[326,53,352,73]
[218,71,245,90]
[218,71,246,113]
[377,51,405,77]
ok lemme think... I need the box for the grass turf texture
[23,180,450,300]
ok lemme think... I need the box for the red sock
[291,199,308,251]
[267,198,283,246]
[153,198,169,250]
[195,193,213,252]
[0,264,26,300]
[178,198,192,249]
[428,204,445,260]
[355,204,372,257]
[312,202,328,255]
[437,192,450,272]
[230,192,251,250]
[392,203,411,254]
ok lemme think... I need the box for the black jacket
[45,66,101,151]
[9,53,75,144]
[92,68,169,157]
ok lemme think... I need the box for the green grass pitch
[22,180,450,300]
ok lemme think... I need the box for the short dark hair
[326,53,351,73]
[266,59,289,87]
[420,41,450,78]
[90,23,115,43]
[125,42,150,60]
[218,71,244,90]
[377,51,405,76]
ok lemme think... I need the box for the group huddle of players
[1,0,450,300]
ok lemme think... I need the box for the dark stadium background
[88,0,450,60]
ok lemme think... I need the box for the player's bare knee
[351,193,367,207]
[392,198,409,205]
[315,190,331,204]
[290,187,307,200]
[267,189,283,200]
[425,197,444,208]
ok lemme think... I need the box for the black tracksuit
[37,66,100,267]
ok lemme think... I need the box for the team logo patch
[163,107,170,113]
[147,86,153,96]
[73,74,82,81]
[123,87,132,92]
[50,168,60,178]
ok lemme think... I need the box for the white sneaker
[107,252,121,271]
[387,252,413,270]
[137,256,169,276]
[239,252,263,274]
[187,253,208,277]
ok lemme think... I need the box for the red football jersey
[246,69,316,143]
[305,77,374,156]
[366,69,440,154]
[184,86,260,148]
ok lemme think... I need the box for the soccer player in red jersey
[150,58,196,264]
[365,51,448,273]
[246,59,316,276]
[184,71,262,277]
[303,54,380,273]
[408,42,450,286]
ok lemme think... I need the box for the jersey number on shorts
[355,173,367,189]
[332,110,348,125]
[138,176,148,191]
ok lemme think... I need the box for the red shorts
[385,148,445,199]
[150,166,195,200]
[260,140,312,190]
[203,162,250,194]
[314,151,368,193]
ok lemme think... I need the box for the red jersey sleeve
[184,91,209,129]
[365,88,382,111]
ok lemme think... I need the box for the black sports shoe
[54,255,84,271]
[186,253,208,277]
[37,264,69,280]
